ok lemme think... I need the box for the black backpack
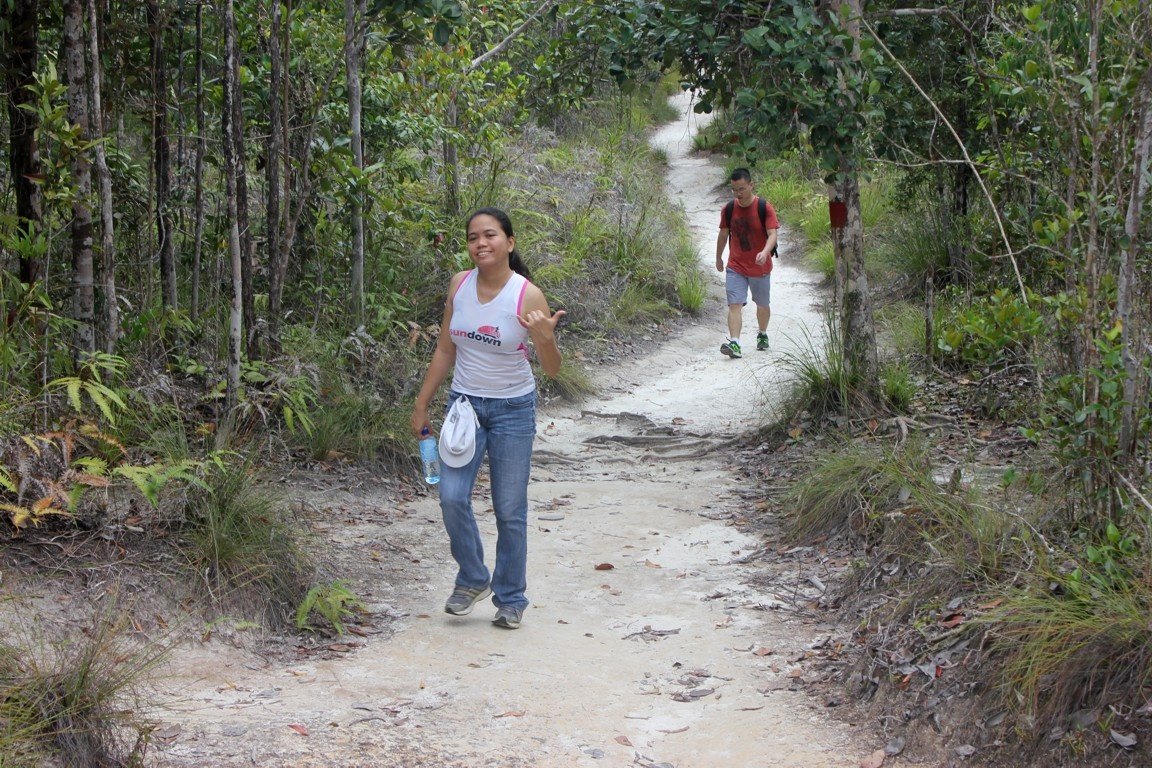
[724,197,779,259]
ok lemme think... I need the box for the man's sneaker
[444,584,491,615]
[492,605,523,630]
[756,332,770,351]
[720,340,743,359]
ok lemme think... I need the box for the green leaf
[0,466,16,494]
[1022,4,1042,22]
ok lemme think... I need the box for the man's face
[730,178,754,206]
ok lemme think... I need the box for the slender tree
[821,0,877,391]
[3,0,43,286]
[265,0,285,351]
[191,0,206,319]
[345,0,367,324]
[221,0,244,416]
[64,0,96,355]
[148,0,178,309]
[86,0,118,351]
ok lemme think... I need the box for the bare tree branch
[468,0,555,73]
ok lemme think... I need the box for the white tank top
[448,269,535,398]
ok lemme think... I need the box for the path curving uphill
[152,93,852,768]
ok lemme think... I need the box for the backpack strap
[758,197,780,259]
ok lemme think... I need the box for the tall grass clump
[541,361,594,401]
[675,263,708,315]
[785,443,915,544]
[874,210,951,287]
[787,433,1020,580]
[774,313,851,421]
[757,161,809,217]
[0,602,167,767]
[876,302,927,359]
[987,577,1152,738]
[181,460,313,628]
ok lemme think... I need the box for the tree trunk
[191,0,205,319]
[443,94,460,216]
[3,0,43,286]
[947,163,971,285]
[221,0,244,418]
[148,0,178,310]
[824,0,878,397]
[265,0,285,353]
[65,0,96,356]
[828,175,878,393]
[1115,68,1152,459]
[345,0,367,324]
[230,12,258,361]
[86,0,118,352]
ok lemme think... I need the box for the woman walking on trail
[411,208,565,630]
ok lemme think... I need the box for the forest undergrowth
[700,115,1152,767]
[0,80,698,766]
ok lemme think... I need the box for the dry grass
[0,595,167,767]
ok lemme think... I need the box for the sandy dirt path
[151,93,858,768]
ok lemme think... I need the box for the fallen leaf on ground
[615,735,633,746]
[1110,730,1138,749]
[658,726,689,734]
[288,724,309,736]
[754,647,774,656]
[494,711,525,718]
[595,563,615,570]
[153,725,181,743]
[644,559,662,568]
[859,749,885,768]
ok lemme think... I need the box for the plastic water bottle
[419,428,440,485]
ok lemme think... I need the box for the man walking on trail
[716,167,779,359]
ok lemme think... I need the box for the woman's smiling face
[466,214,514,267]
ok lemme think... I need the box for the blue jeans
[439,390,536,611]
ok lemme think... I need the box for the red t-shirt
[720,196,779,277]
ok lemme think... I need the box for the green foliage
[786,443,908,544]
[879,361,916,412]
[296,580,366,636]
[0,273,59,402]
[1023,322,1149,511]
[935,288,1042,370]
[181,461,313,628]
[876,302,926,358]
[541,361,594,402]
[47,353,129,426]
[674,262,708,316]
[229,360,319,438]
[806,240,835,281]
[774,313,854,421]
[112,459,210,509]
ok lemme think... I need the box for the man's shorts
[725,269,771,307]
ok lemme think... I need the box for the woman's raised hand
[517,308,566,341]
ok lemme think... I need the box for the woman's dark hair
[467,207,531,280]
